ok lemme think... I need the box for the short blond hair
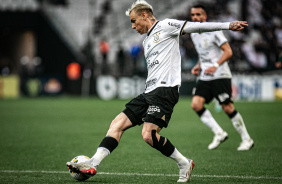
[125,0,153,16]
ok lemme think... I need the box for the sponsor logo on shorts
[218,93,230,102]
[147,105,160,114]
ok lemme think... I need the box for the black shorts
[193,79,233,104]
[123,86,179,129]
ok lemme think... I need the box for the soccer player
[189,5,254,151]
[67,0,248,182]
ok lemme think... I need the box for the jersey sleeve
[162,19,187,36]
[183,21,230,34]
[213,31,228,47]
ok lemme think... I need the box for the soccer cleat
[208,131,228,150]
[67,164,80,174]
[177,158,195,183]
[237,138,254,151]
[66,159,97,176]
[81,168,96,175]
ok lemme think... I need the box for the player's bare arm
[229,21,248,31]
[204,42,232,75]
[191,61,201,76]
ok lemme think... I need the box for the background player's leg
[222,103,254,151]
[192,96,228,149]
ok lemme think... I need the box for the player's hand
[229,21,248,31]
[191,65,200,76]
[204,66,217,75]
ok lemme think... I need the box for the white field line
[0,170,281,180]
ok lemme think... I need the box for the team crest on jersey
[153,32,161,43]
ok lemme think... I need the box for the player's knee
[221,105,228,112]
[191,101,202,111]
[222,103,234,114]
[142,131,153,145]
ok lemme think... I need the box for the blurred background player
[67,0,248,182]
[189,5,254,151]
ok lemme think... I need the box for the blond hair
[125,0,153,16]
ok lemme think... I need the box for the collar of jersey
[147,21,159,36]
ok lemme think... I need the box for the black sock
[228,110,238,119]
[99,136,119,153]
[196,107,206,117]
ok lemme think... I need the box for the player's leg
[142,86,194,182]
[67,93,147,175]
[222,103,254,151]
[142,122,194,183]
[67,112,134,175]
[215,78,254,151]
[191,95,226,135]
[90,112,133,167]
[191,93,228,149]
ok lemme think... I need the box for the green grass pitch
[0,97,281,184]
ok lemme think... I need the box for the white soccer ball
[69,155,91,181]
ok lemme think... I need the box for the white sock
[200,109,224,134]
[91,147,110,168]
[169,148,188,168]
[231,112,251,141]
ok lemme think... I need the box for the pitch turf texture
[0,97,281,184]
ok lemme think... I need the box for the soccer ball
[69,155,91,181]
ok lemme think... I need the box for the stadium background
[0,0,282,100]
